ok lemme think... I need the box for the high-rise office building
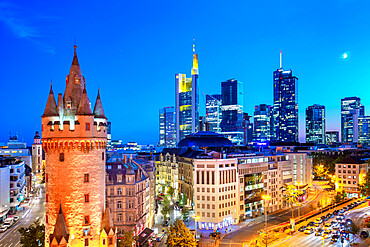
[206,94,222,133]
[159,106,176,147]
[175,42,199,142]
[358,115,370,146]
[243,113,253,144]
[341,96,364,143]
[220,79,244,144]
[305,104,326,144]
[326,131,339,145]
[253,104,272,142]
[272,51,298,143]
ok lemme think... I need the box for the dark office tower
[199,116,207,131]
[220,79,244,145]
[107,121,112,148]
[272,51,298,143]
[253,104,272,142]
[341,97,364,143]
[325,131,339,145]
[175,41,199,142]
[159,106,176,147]
[243,113,254,144]
[305,104,326,144]
[205,94,222,133]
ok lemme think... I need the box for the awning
[137,228,154,244]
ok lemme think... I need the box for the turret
[93,89,106,119]
[49,205,69,246]
[77,84,93,116]
[42,84,58,117]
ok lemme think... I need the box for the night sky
[1,0,370,145]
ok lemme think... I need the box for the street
[0,187,45,247]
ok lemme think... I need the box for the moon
[342,53,348,59]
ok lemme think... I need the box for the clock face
[74,78,80,85]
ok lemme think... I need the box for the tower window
[102,239,106,245]
[59,153,64,162]
[86,123,90,131]
[84,174,89,183]
[102,152,105,161]
[84,238,89,246]
[46,174,48,183]
[84,215,90,225]
[46,215,48,223]
[84,194,89,203]
[46,194,48,202]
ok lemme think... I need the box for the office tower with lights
[253,104,272,142]
[220,79,244,145]
[159,106,176,147]
[175,43,199,142]
[326,131,339,145]
[358,115,370,146]
[243,113,253,144]
[305,104,325,144]
[272,51,298,143]
[205,94,222,133]
[341,96,364,143]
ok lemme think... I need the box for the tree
[334,192,344,203]
[282,184,302,219]
[168,186,175,198]
[182,194,188,206]
[346,221,360,243]
[166,219,197,247]
[182,207,189,222]
[18,218,45,247]
[161,204,170,219]
[359,171,370,196]
[118,230,135,247]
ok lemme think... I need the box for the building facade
[205,94,222,133]
[272,51,298,143]
[32,131,43,174]
[305,104,326,144]
[358,116,370,146]
[42,46,115,247]
[220,79,244,145]
[0,163,10,221]
[341,97,364,143]
[242,113,253,144]
[326,131,339,145]
[175,44,199,143]
[253,104,272,142]
[159,106,176,147]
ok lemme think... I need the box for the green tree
[346,221,360,243]
[182,194,188,206]
[118,230,135,247]
[283,184,303,219]
[166,219,197,247]
[182,207,189,222]
[178,194,183,204]
[18,219,45,247]
[359,171,370,196]
[168,186,175,198]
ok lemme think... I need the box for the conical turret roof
[101,205,114,233]
[49,205,69,244]
[42,84,58,117]
[93,89,106,118]
[77,84,93,115]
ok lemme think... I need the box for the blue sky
[1,0,370,145]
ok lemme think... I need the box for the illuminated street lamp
[262,194,271,247]
[194,215,200,240]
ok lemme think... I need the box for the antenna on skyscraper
[193,37,195,54]
[280,50,282,69]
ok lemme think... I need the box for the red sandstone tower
[42,46,115,247]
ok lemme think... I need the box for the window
[197,188,200,192]
[59,153,64,162]
[84,216,90,225]
[46,174,48,182]
[102,152,105,161]
[46,194,48,202]
[117,213,122,222]
[46,215,48,223]
[103,239,106,245]
[84,194,89,202]
[117,174,122,183]
[86,123,90,130]
[117,188,122,195]
[109,238,113,245]
[117,201,122,209]
[84,174,89,182]
[348,165,351,168]
[84,238,89,246]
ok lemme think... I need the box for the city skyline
[2,1,370,145]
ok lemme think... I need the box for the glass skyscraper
[175,44,199,142]
[341,96,364,143]
[205,94,222,133]
[159,106,176,147]
[272,51,298,143]
[305,104,325,144]
[253,104,272,142]
[358,116,370,146]
[326,131,339,145]
[220,79,244,145]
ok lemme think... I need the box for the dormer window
[67,102,72,109]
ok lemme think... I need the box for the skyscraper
[175,42,199,142]
[326,131,339,145]
[341,96,364,143]
[358,115,370,146]
[272,51,298,143]
[243,113,253,144]
[41,46,115,246]
[159,106,176,147]
[205,94,222,133]
[305,104,326,144]
[220,79,244,144]
[253,104,272,142]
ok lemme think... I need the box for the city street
[272,200,369,247]
[0,186,45,247]
[218,184,330,246]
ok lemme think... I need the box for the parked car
[12,216,19,222]
[326,213,332,218]
[315,218,323,224]
[298,226,306,232]
[315,229,324,236]
[2,222,11,228]
[324,223,331,230]
[333,210,339,215]
[210,232,221,239]
[307,221,315,227]
[360,230,369,239]
[331,234,340,242]
[304,227,314,234]
[323,230,331,238]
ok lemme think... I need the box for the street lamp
[262,194,271,247]
[195,215,200,240]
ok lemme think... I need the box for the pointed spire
[42,83,58,117]
[49,204,69,244]
[93,89,106,118]
[192,38,199,76]
[76,84,93,115]
[280,50,282,69]
[72,45,79,66]
[193,38,195,54]
[101,205,114,233]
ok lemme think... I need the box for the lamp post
[195,215,200,240]
[262,194,271,247]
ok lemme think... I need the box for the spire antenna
[193,38,195,54]
[280,50,282,69]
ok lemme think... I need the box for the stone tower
[31,131,43,174]
[42,46,115,247]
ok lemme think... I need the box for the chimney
[124,155,127,164]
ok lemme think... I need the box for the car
[326,213,332,218]
[331,234,340,242]
[360,230,369,239]
[345,219,352,225]
[321,216,327,222]
[298,226,306,232]
[315,229,324,236]
[330,220,337,226]
[339,213,345,217]
[304,227,314,234]
[307,221,315,227]
[2,222,11,228]
[333,210,339,215]
[343,206,348,211]
[313,223,320,229]
[0,226,7,233]
[12,216,19,222]
[209,232,221,239]
[324,223,331,230]
[315,218,323,224]
[323,230,331,238]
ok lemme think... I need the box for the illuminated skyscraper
[272,51,298,143]
[205,94,222,133]
[358,116,370,146]
[220,79,244,145]
[341,96,364,143]
[326,131,339,145]
[253,104,272,142]
[159,106,176,147]
[175,42,199,142]
[305,104,326,144]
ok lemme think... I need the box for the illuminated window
[102,239,106,245]
[84,174,89,183]
[59,153,64,162]
[109,237,113,245]
[117,175,122,183]
[84,194,89,203]
[86,123,90,131]
[117,188,122,195]
[117,213,122,222]
[84,216,90,225]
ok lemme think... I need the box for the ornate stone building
[42,46,115,247]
